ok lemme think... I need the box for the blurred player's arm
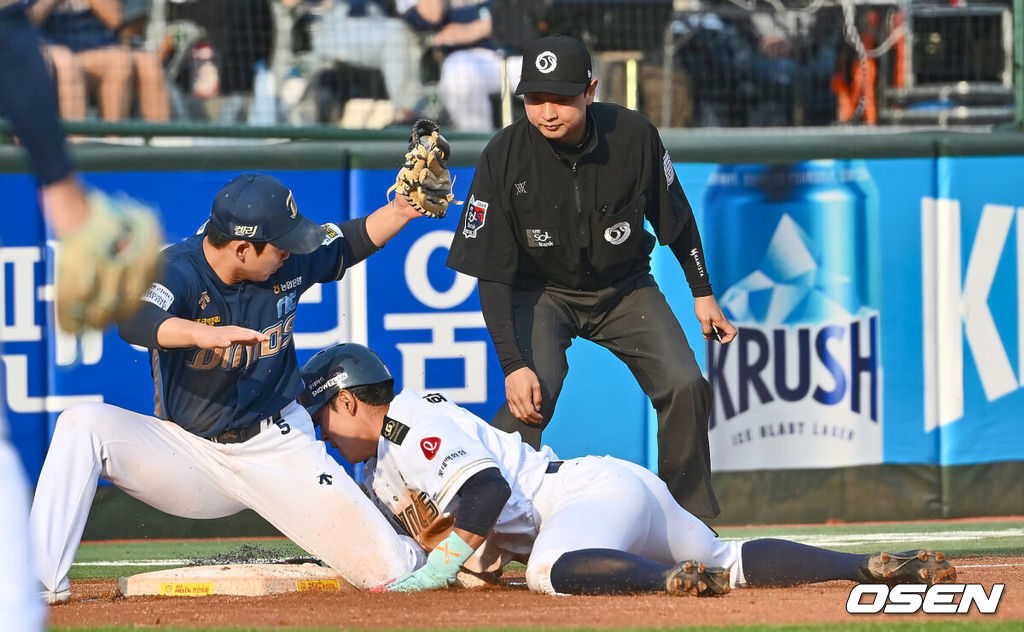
[0,6,86,234]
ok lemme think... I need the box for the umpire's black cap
[515,35,593,97]
[210,173,326,254]
[299,343,394,421]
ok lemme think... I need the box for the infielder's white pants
[0,420,46,631]
[30,400,423,593]
[526,456,744,595]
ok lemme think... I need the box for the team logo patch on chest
[604,221,631,245]
[420,437,441,460]
[525,227,559,248]
[463,196,488,238]
[198,291,211,310]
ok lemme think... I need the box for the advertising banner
[677,157,1024,471]
[4,154,1024,487]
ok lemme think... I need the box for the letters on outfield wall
[2,157,1023,484]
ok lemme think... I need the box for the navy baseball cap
[515,35,593,97]
[209,174,326,254]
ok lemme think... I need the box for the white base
[117,563,353,597]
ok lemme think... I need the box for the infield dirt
[49,555,1022,629]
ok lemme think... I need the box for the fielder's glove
[387,119,462,218]
[388,531,475,592]
[56,190,164,333]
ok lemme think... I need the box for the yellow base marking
[159,582,215,596]
[296,579,341,592]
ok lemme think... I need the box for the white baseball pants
[30,400,423,594]
[525,456,743,594]
[0,419,46,631]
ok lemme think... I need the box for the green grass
[69,519,1024,581]
[715,519,1024,557]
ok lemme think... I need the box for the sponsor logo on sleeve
[142,283,174,310]
[463,196,488,238]
[420,437,441,460]
[663,150,675,189]
[380,417,410,445]
[321,222,342,245]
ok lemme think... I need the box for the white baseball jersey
[363,390,742,594]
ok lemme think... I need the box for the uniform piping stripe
[435,458,496,505]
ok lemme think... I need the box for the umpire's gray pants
[490,274,720,519]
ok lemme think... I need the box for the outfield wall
[1,129,1022,531]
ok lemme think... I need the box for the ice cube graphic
[720,214,852,325]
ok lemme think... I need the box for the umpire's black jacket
[447,101,706,293]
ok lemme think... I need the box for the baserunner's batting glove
[388,531,475,592]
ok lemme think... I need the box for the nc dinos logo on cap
[535,51,557,73]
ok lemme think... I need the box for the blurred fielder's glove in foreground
[57,191,164,333]
[387,119,462,219]
[388,531,475,592]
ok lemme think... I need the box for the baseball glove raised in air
[56,190,164,333]
[387,119,461,218]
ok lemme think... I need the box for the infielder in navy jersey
[300,343,957,596]
[29,174,428,603]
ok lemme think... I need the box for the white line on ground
[720,529,1024,548]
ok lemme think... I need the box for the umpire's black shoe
[857,549,957,586]
[665,560,731,597]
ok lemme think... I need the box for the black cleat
[858,549,957,586]
[665,560,731,597]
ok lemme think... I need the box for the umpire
[446,35,736,519]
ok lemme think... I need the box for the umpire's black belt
[207,411,282,444]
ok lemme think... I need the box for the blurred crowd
[26,0,916,131]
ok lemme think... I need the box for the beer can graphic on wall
[703,160,882,471]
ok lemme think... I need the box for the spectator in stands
[397,0,506,131]
[31,0,170,122]
[674,0,842,126]
[283,0,425,125]
[119,0,171,121]
[156,0,274,123]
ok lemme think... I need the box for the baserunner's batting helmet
[299,343,393,419]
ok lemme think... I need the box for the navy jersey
[132,222,349,437]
